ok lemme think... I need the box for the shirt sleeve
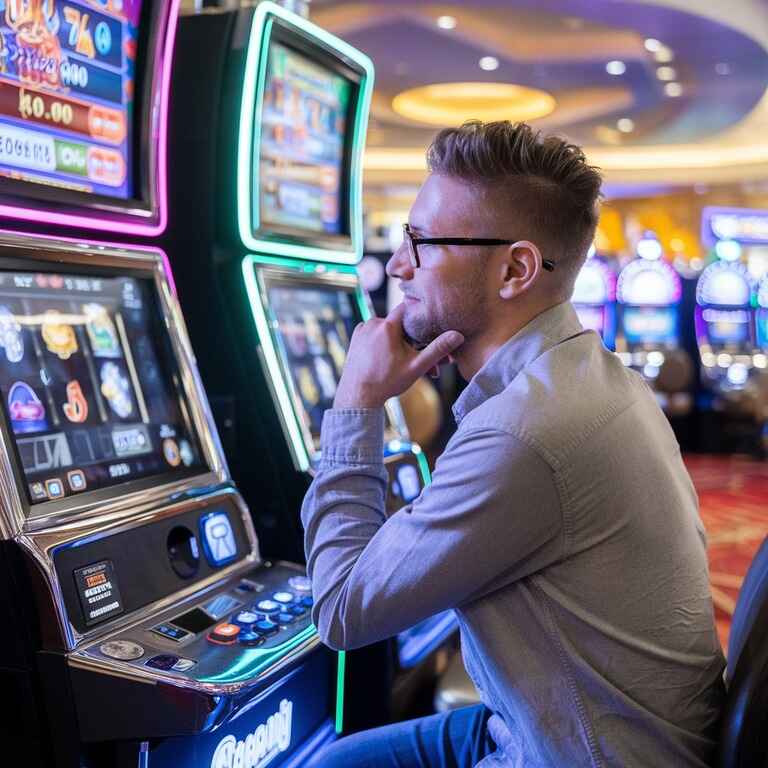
[301,408,564,651]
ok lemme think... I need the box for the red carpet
[685,455,768,653]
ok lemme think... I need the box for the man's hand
[333,303,464,409]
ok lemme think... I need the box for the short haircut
[426,121,602,291]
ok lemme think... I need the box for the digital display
[265,278,360,445]
[0,269,204,506]
[0,0,142,199]
[258,42,351,236]
[757,309,768,349]
[622,306,677,345]
[171,607,216,635]
[74,559,123,625]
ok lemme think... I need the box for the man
[302,121,725,767]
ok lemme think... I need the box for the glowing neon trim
[0,0,179,235]
[237,1,374,265]
[335,651,346,733]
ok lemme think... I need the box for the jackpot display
[258,41,351,237]
[0,0,141,198]
[265,279,359,446]
[0,267,202,506]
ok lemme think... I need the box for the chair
[719,535,768,767]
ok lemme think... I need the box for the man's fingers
[410,330,464,377]
[384,301,407,325]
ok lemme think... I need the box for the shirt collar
[452,301,584,424]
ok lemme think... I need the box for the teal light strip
[200,625,317,684]
[412,443,432,485]
[237,1,374,265]
[242,255,311,471]
[335,651,346,733]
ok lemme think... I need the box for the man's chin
[403,317,439,350]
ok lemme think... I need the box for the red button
[208,623,240,644]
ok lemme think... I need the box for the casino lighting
[702,352,717,367]
[606,60,626,76]
[656,66,677,81]
[479,56,500,71]
[643,364,660,379]
[391,83,556,126]
[616,118,635,133]
[637,236,663,261]
[715,239,743,262]
[727,363,749,386]
[754,353,768,369]
[717,353,733,368]
[654,45,675,64]
[664,82,683,98]
[647,351,665,367]
[644,38,662,52]
[436,15,457,30]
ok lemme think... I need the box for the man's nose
[386,241,414,280]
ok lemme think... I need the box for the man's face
[386,174,495,347]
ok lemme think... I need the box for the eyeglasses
[402,223,555,271]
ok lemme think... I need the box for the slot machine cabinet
[571,248,617,350]
[165,1,458,728]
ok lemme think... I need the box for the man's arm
[301,408,564,651]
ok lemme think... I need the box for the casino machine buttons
[255,599,280,614]
[288,575,312,593]
[277,612,295,624]
[232,610,259,627]
[273,591,294,604]
[151,623,190,643]
[99,640,145,661]
[145,654,179,671]
[238,632,265,648]
[288,604,307,616]
[172,658,197,672]
[253,620,279,636]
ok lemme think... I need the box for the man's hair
[426,121,602,293]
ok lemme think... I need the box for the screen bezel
[0,0,178,234]
[0,238,223,529]
[237,2,373,264]
[243,257,404,471]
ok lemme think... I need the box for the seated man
[302,120,725,767]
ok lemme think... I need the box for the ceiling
[309,0,768,195]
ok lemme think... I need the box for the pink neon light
[0,0,180,237]
[0,227,175,293]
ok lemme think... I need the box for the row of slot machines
[0,2,455,767]
[573,226,768,451]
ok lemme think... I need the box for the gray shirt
[301,301,725,767]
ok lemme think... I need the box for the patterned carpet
[685,455,768,653]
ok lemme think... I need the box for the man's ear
[499,240,543,300]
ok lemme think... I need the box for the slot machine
[0,0,338,764]
[616,233,693,416]
[166,1,457,726]
[571,246,617,350]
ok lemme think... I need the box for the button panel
[151,623,190,643]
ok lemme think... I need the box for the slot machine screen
[622,306,678,345]
[0,267,205,509]
[0,0,145,202]
[707,318,749,345]
[257,41,353,237]
[757,310,768,349]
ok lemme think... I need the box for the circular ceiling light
[654,45,674,63]
[644,38,662,52]
[656,66,677,81]
[616,117,635,133]
[392,82,557,126]
[664,82,683,97]
[436,15,456,30]
[479,56,500,71]
[606,60,626,76]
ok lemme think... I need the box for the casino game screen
[0,0,142,199]
[0,268,204,508]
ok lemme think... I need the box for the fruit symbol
[0,305,24,363]
[6,0,62,88]
[41,309,77,359]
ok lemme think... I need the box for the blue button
[151,623,190,642]
[145,654,179,670]
[277,612,295,624]
[273,591,294,604]
[256,600,280,613]
[238,632,264,648]
[288,605,307,616]
[254,620,279,636]
[288,575,311,593]
[300,596,313,607]
[233,610,259,626]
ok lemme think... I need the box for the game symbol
[303,313,325,354]
[6,0,63,88]
[327,331,346,375]
[82,303,121,357]
[314,357,337,400]
[41,310,78,360]
[8,380,47,433]
[297,366,319,407]
[179,439,194,467]
[99,362,133,418]
[285,318,308,357]
[162,438,181,467]
[0,305,24,363]
[62,379,88,423]
[200,512,237,566]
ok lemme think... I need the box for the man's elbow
[313,602,364,651]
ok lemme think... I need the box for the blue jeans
[307,704,495,768]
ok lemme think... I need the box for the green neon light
[335,651,346,733]
[200,625,317,685]
[237,1,374,265]
[242,255,311,471]
[413,443,432,485]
